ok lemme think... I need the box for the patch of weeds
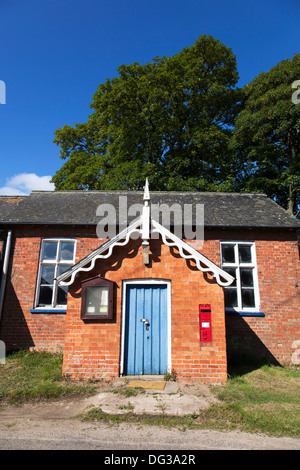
[155,402,167,414]
[118,402,134,411]
[113,386,146,397]
[164,368,177,382]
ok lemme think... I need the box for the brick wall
[0,226,98,352]
[63,238,227,383]
[204,228,300,366]
[227,231,299,366]
[1,224,299,382]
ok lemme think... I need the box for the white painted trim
[120,279,172,376]
[57,217,142,286]
[34,238,77,309]
[57,216,234,288]
[152,219,234,287]
[220,241,261,312]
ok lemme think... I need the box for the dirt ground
[0,380,299,450]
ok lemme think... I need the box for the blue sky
[0,0,299,194]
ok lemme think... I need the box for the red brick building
[0,184,299,383]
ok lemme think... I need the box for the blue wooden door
[124,284,168,375]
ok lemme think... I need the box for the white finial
[142,178,150,247]
[143,178,150,201]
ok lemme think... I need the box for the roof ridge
[29,190,268,196]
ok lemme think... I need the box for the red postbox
[199,304,212,342]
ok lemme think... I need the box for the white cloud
[0,173,55,195]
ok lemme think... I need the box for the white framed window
[220,242,260,312]
[34,239,76,309]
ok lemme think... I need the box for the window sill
[30,308,67,314]
[225,309,265,317]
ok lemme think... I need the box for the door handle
[140,318,150,330]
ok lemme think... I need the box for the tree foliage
[51,35,240,191]
[51,36,300,217]
[231,54,300,215]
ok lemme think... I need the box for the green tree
[51,35,240,191]
[230,54,300,216]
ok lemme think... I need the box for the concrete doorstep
[81,379,219,416]
[0,379,218,421]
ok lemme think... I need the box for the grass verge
[0,350,96,403]
[0,351,299,437]
[210,365,300,437]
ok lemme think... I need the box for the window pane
[223,267,237,287]
[238,245,252,264]
[38,286,53,305]
[240,268,254,287]
[40,265,55,285]
[57,286,68,305]
[57,264,71,276]
[224,288,238,308]
[85,286,109,315]
[222,245,235,264]
[59,242,75,261]
[42,242,58,261]
[241,289,255,308]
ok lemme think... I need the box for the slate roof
[0,190,299,229]
[0,196,24,210]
